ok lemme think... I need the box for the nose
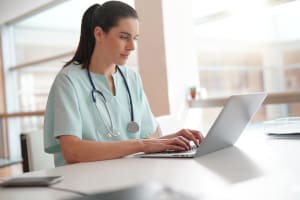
[126,39,135,51]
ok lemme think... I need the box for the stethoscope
[87,65,139,137]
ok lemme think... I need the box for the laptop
[140,93,267,158]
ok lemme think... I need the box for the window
[1,0,135,159]
[5,0,136,132]
[191,0,300,128]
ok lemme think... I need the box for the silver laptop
[140,93,267,158]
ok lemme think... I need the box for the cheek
[108,43,122,56]
[112,38,127,49]
[103,37,116,48]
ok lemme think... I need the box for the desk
[1,126,300,200]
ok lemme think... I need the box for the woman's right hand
[141,136,191,154]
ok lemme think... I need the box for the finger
[178,136,190,146]
[188,129,204,144]
[165,145,185,152]
[199,132,205,142]
[171,137,190,150]
[181,129,199,146]
[198,132,205,143]
[177,136,191,149]
[188,129,203,141]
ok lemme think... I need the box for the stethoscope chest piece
[127,121,139,133]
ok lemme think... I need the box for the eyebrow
[120,31,139,38]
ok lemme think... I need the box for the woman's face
[99,17,139,66]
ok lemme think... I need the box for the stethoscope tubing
[86,65,135,122]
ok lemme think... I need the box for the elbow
[63,152,78,164]
[61,146,80,164]
[59,135,82,164]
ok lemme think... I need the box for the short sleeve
[44,74,82,153]
[135,73,158,138]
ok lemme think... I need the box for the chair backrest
[20,131,55,172]
[156,115,183,136]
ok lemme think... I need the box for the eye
[120,35,130,40]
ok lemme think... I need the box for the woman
[44,1,203,167]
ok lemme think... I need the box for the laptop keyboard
[164,145,198,154]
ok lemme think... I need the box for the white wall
[135,0,170,116]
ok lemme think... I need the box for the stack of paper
[264,117,300,138]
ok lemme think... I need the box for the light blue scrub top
[44,64,158,166]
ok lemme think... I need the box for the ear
[94,26,104,42]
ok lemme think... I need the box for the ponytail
[63,4,100,68]
[64,1,138,69]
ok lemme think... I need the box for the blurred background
[0,0,299,168]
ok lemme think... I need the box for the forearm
[60,137,144,164]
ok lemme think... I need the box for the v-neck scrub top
[44,64,158,166]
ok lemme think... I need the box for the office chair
[20,131,55,172]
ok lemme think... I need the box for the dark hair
[64,1,138,68]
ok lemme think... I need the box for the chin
[117,60,127,66]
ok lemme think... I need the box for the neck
[89,50,116,76]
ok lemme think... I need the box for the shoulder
[59,63,85,78]
[47,64,82,106]
[54,63,86,86]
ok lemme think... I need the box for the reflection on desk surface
[67,182,199,200]
[194,146,264,184]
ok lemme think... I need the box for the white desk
[1,126,300,200]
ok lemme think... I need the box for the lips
[121,54,129,59]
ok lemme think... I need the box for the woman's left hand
[161,129,204,147]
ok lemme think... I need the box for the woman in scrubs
[44,1,203,166]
